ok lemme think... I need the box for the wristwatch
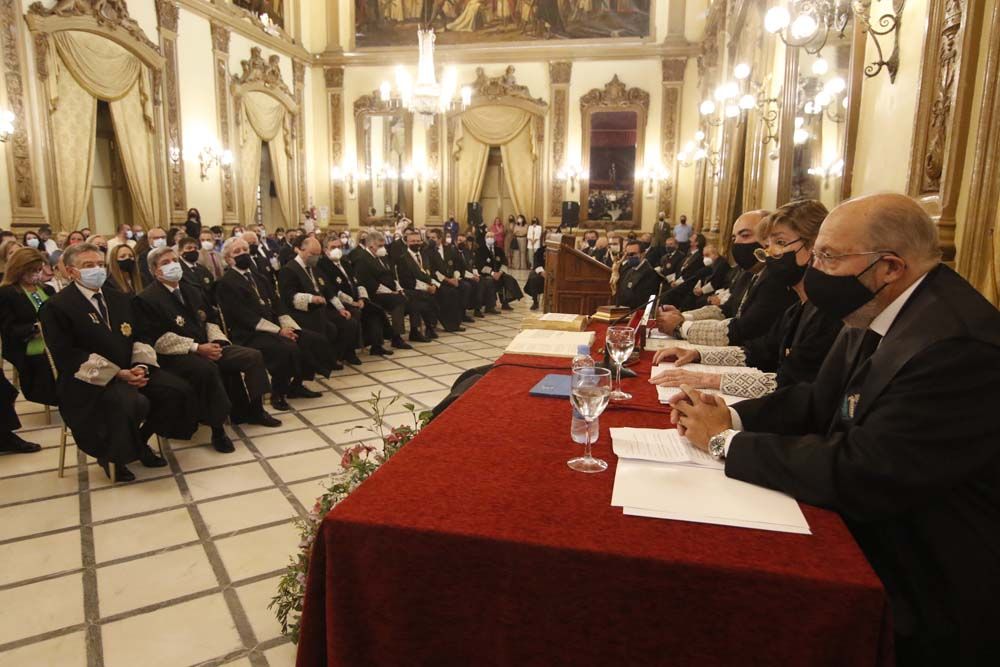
[708,429,736,460]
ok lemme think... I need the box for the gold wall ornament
[852,0,905,82]
[156,0,186,221]
[548,61,571,221]
[325,67,345,218]
[580,74,650,111]
[427,114,441,220]
[210,21,237,223]
[549,61,572,85]
[658,57,686,220]
[233,46,293,99]
[210,20,230,54]
[155,0,178,32]
[27,0,161,55]
[470,65,545,105]
[293,60,307,212]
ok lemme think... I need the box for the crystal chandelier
[380,30,471,126]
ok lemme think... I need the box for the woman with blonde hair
[0,247,58,405]
[0,238,23,282]
[107,243,143,295]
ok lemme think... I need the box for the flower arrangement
[270,392,432,642]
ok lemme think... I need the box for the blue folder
[529,374,572,398]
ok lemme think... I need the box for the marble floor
[0,287,534,667]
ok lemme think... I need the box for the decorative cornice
[173,0,309,60]
[155,0,179,33]
[210,21,230,54]
[469,66,546,107]
[324,66,344,89]
[662,57,687,82]
[232,46,292,99]
[353,90,395,116]
[580,75,650,111]
[27,0,160,55]
[292,60,305,86]
[549,61,572,85]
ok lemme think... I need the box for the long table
[296,326,892,666]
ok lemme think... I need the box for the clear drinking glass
[606,325,636,401]
[568,366,611,473]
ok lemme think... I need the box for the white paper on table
[540,313,579,322]
[610,427,723,470]
[656,386,744,406]
[611,459,811,534]
[622,506,811,534]
[650,362,748,406]
[505,329,595,358]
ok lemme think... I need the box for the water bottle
[570,344,600,444]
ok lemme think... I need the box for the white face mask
[201,241,214,251]
[375,246,388,258]
[328,248,343,261]
[26,238,39,249]
[135,230,145,239]
[124,230,133,240]
[703,256,713,267]
[486,237,495,248]
[151,238,166,249]
[160,261,184,282]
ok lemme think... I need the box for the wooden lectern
[542,234,613,315]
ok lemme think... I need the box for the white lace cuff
[278,315,300,331]
[719,371,777,399]
[255,318,281,334]
[206,323,229,343]
[698,346,746,367]
[74,353,120,386]
[131,342,159,367]
[293,293,313,311]
[684,305,725,321]
[683,319,733,346]
[154,332,196,355]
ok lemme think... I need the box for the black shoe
[462,315,475,323]
[99,460,136,482]
[409,331,430,343]
[212,433,236,453]
[486,308,499,315]
[270,395,291,411]
[345,354,363,365]
[474,310,485,318]
[0,434,42,454]
[370,346,393,356]
[425,328,440,340]
[329,361,345,372]
[391,336,413,350]
[444,325,466,333]
[247,410,282,427]
[501,303,514,311]
[288,384,322,399]
[530,300,539,311]
[139,446,168,468]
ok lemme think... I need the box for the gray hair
[221,236,245,261]
[146,245,176,273]
[62,242,101,267]
[866,195,941,266]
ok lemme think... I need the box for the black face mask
[624,256,641,269]
[117,258,135,274]
[586,238,597,248]
[97,245,108,254]
[731,242,762,270]
[234,254,254,271]
[803,257,887,320]
[248,243,259,254]
[427,239,437,249]
[181,250,200,264]
[766,247,808,287]
[408,244,422,253]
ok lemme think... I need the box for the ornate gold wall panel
[324,66,345,219]
[659,57,685,220]
[907,0,983,261]
[427,114,441,221]
[548,61,571,222]
[156,0,186,222]
[0,0,44,225]
[293,59,307,212]
[210,21,237,224]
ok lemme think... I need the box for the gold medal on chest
[88,313,101,325]
[175,315,186,327]
[627,282,633,289]
[846,393,861,419]
[204,277,211,284]
[318,277,325,286]
[120,322,132,336]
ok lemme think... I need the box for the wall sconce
[635,164,670,198]
[0,110,14,143]
[331,165,365,200]
[677,131,722,181]
[556,163,584,193]
[197,144,232,181]
[401,164,436,193]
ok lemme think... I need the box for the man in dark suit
[241,230,279,290]
[424,228,473,330]
[40,243,199,482]
[278,235,361,367]
[614,240,662,309]
[214,237,325,412]
[455,233,485,317]
[580,230,601,259]
[670,194,1000,667]
[394,229,441,340]
[138,227,168,285]
[657,237,686,278]
[476,230,521,312]
[524,243,546,311]
[318,234,391,356]
[176,236,217,306]
[277,229,299,267]
[135,247,281,451]
[351,233,413,350]
[661,243,731,310]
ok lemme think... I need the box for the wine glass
[568,366,611,473]
[606,325,636,401]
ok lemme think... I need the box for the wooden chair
[9,366,52,425]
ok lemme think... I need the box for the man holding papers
[668,194,1000,667]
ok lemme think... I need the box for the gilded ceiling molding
[658,57,685,220]
[0,0,44,223]
[580,74,650,111]
[470,65,547,107]
[906,0,978,261]
[955,0,999,303]
[172,0,309,60]
[293,60,307,215]
[210,21,237,223]
[156,0,186,221]
[324,66,345,219]
[27,0,160,54]
[232,46,295,103]
[548,61,571,221]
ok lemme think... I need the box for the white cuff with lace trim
[74,353,120,386]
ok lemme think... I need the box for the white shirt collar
[295,254,307,269]
[74,281,101,301]
[868,273,927,338]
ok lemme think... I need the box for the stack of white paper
[610,427,723,470]
[611,458,811,534]
[504,329,596,358]
[651,362,757,406]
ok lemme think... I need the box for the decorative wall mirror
[781,18,864,207]
[580,76,649,229]
[355,92,413,224]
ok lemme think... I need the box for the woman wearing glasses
[650,200,844,398]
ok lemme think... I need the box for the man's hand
[427,285,438,295]
[668,385,732,450]
[649,368,721,391]
[693,287,703,297]
[116,367,147,388]
[652,346,701,366]
[339,309,351,319]
[707,296,722,306]
[196,343,223,361]
[470,273,480,282]
[356,298,366,309]
[659,304,680,314]
[311,295,325,305]
[446,278,460,287]
[279,327,298,341]
[656,310,685,336]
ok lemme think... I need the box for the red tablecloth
[297,326,892,666]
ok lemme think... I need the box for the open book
[504,329,596,358]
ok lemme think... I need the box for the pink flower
[341,444,376,469]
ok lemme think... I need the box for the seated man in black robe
[614,240,662,309]
[423,228,472,331]
[136,247,281,452]
[176,236,217,306]
[455,234,485,317]
[524,242,546,311]
[318,233,390,356]
[215,238,324,412]
[40,243,198,482]
[476,230,522,312]
[394,229,442,340]
[351,233,413,350]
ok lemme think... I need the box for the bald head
[822,194,941,270]
[732,210,769,245]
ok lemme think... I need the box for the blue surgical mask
[78,267,107,290]
[624,256,640,269]
[26,238,39,249]
[160,261,183,282]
